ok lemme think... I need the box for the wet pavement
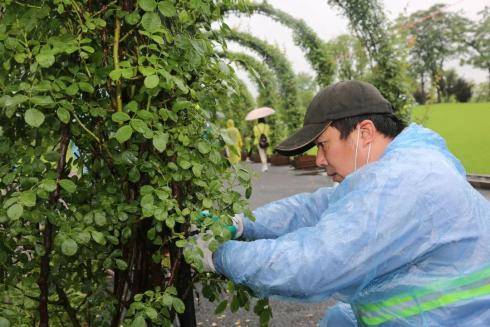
[194,162,490,326]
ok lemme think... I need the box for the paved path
[194,162,490,326]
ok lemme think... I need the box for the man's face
[315,125,357,183]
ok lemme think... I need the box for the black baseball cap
[275,80,394,156]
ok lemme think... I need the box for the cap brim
[274,122,328,156]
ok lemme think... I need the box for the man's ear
[359,120,375,144]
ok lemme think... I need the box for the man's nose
[316,151,328,167]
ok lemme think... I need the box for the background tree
[295,73,318,111]
[401,4,467,103]
[328,0,413,120]
[329,34,369,81]
[437,69,474,103]
[458,6,490,97]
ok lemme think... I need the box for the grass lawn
[412,102,490,174]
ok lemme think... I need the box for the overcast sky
[224,0,488,96]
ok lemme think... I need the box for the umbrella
[245,107,276,121]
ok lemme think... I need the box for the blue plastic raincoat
[214,124,490,326]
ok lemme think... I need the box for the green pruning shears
[197,210,237,238]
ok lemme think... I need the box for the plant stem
[113,16,123,113]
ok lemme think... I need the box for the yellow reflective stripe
[360,282,490,326]
[360,266,490,313]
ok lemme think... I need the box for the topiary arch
[224,30,302,133]
[223,51,280,109]
[222,1,335,87]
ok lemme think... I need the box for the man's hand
[230,213,244,239]
[198,211,244,239]
[195,234,216,273]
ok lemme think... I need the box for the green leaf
[138,66,156,76]
[109,69,122,81]
[178,159,191,169]
[7,204,23,221]
[41,179,57,192]
[192,164,202,177]
[36,52,55,68]
[65,83,79,95]
[197,141,210,154]
[202,198,212,208]
[131,316,147,327]
[141,12,161,33]
[91,230,106,245]
[24,109,45,127]
[139,0,157,11]
[61,238,78,256]
[31,96,54,107]
[76,231,91,245]
[125,101,138,112]
[145,307,158,321]
[20,190,36,207]
[57,107,70,123]
[112,112,131,123]
[230,295,240,312]
[115,258,128,270]
[14,53,26,63]
[59,179,76,193]
[237,169,250,182]
[79,82,94,93]
[152,132,168,152]
[125,11,141,25]
[173,298,185,314]
[214,300,228,314]
[245,186,252,199]
[128,166,140,182]
[0,316,11,327]
[130,119,148,133]
[115,125,133,143]
[158,1,176,17]
[94,211,107,226]
[144,74,159,89]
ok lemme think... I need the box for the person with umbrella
[246,107,275,172]
[197,80,490,326]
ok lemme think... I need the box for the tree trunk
[170,182,196,327]
[38,124,70,326]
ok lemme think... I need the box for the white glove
[231,213,244,239]
[195,234,216,272]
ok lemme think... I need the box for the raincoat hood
[226,119,235,128]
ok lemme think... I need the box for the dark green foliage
[452,78,474,103]
[0,0,263,325]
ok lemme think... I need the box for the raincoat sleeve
[214,163,440,302]
[242,186,334,240]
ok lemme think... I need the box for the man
[198,80,490,326]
